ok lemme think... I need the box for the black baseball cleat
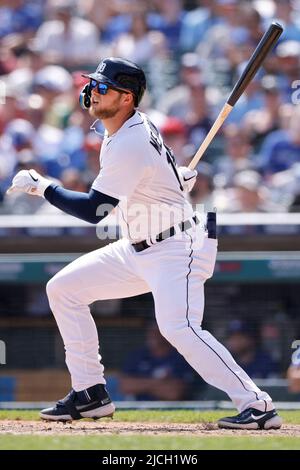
[218,407,282,430]
[40,384,115,422]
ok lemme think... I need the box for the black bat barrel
[227,22,283,107]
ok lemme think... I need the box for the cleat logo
[250,413,267,421]
[101,398,111,405]
[77,400,99,410]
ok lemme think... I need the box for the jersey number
[147,119,183,191]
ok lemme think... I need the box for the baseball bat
[188,22,283,170]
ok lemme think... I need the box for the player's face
[89,87,127,119]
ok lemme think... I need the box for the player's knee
[157,321,183,346]
[46,275,64,303]
[158,321,196,351]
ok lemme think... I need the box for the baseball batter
[8,58,282,429]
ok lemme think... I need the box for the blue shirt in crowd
[260,130,300,175]
[122,347,194,401]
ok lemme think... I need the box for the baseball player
[8,58,282,429]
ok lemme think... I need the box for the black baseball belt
[132,212,217,253]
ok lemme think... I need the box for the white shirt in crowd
[35,17,99,63]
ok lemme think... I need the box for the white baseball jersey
[91,111,194,242]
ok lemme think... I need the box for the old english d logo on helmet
[83,57,146,107]
[98,62,106,73]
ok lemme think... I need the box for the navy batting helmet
[82,57,146,107]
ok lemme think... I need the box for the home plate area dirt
[1,420,300,436]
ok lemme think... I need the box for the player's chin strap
[90,119,105,138]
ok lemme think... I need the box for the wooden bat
[188,22,283,170]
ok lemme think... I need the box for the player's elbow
[85,203,105,224]
[87,195,117,224]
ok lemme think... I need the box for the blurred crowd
[1,0,300,214]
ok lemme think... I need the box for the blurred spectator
[22,41,46,73]
[260,320,283,364]
[158,52,203,116]
[111,7,175,103]
[148,0,186,53]
[275,40,300,100]
[112,11,167,66]
[1,151,59,215]
[189,161,214,210]
[273,0,300,42]
[0,37,18,75]
[32,65,73,107]
[239,3,264,46]
[160,73,212,150]
[214,170,281,213]
[196,0,252,91]
[196,0,246,63]
[34,0,99,67]
[82,0,133,43]
[0,42,46,113]
[0,0,43,40]
[82,131,102,183]
[10,95,69,178]
[287,345,300,393]
[2,55,35,100]
[243,75,283,152]
[185,80,213,149]
[60,168,88,192]
[0,84,26,132]
[226,73,264,125]
[213,125,255,187]
[267,162,300,210]
[260,105,300,177]
[160,116,188,165]
[231,170,280,212]
[225,319,279,379]
[0,118,35,193]
[119,322,195,400]
[179,0,220,53]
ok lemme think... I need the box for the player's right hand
[177,166,198,192]
[6,169,52,198]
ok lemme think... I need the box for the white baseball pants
[46,223,274,412]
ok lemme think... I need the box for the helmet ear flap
[79,84,91,109]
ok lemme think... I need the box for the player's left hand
[6,169,52,197]
[177,166,198,192]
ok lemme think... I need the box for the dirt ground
[1,420,300,436]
